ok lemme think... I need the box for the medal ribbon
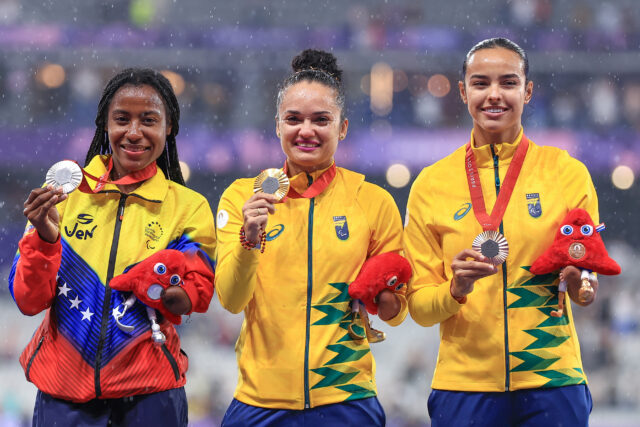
[464,135,529,231]
[282,162,337,199]
[77,157,158,193]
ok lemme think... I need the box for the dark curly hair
[462,37,529,82]
[276,49,346,120]
[84,68,184,186]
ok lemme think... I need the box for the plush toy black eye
[386,276,398,287]
[561,225,573,236]
[170,274,181,285]
[154,263,167,274]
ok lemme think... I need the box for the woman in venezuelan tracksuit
[403,38,597,426]
[8,68,216,426]
[215,49,408,426]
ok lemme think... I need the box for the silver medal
[45,160,83,194]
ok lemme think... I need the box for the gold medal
[45,160,83,194]
[472,230,509,265]
[254,168,290,201]
[348,301,386,343]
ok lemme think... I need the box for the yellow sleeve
[183,195,217,262]
[403,169,463,327]
[359,182,408,326]
[214,180,261,314]
[559,153,599,222]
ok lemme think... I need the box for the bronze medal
[472,230,509,265]
[568,242,586,260]
[254,168,290,201]
[45,160,83,194]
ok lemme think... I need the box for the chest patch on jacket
[526,193,542,218]
[333,216,349,240]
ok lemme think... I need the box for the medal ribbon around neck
[282,161,337,199]
[464,135,529,231]
[78,157,158,193]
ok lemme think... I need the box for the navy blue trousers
[428,385,592,427]
[222,396,386,427]
[32,387,187,427]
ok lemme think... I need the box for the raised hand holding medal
[240,168,290,252]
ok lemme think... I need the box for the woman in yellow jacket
[215,49,408,426]
[403,38,597,426]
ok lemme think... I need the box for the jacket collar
[469,128,524,168]
[288,162,334,196]
[85,155,168,202]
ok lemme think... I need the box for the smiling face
[106,84,171,179]
[276,81,348,176]
[459,47,533,146]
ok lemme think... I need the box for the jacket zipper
[304,174,314,409]
[26,335,45,382]
[160,343,180,381]
[491,147,510,391]
[94,193,128,397]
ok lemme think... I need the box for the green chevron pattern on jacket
[517,267,557,287]
[313,305,349,325]
[536,308,570,327]
[523,328,570,350]
[536,368,586,388]
[312,282,351,326]
[320,282,351,303]
[311,366,359,389]
[336,382,377,401]
[324,344,370,365]
[507,286,557,308]
[510,350,561,372]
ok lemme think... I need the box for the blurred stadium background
[0,0,639,425]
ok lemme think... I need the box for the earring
[104,131,112,154]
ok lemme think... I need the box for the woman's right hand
[23,185,67,243]
[450,249,499,299]
[241,193,278,245]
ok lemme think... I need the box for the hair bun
[291,49,343,83]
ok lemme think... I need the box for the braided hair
[84,68,185,186]
[276,49,346,120]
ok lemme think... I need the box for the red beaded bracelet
[239,227,266,253]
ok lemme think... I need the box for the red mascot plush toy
[110,249,214,325]
[530,208,621,317]
[347,252,412,343]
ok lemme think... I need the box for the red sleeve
[181,251,215,314]
[13,230,62,315]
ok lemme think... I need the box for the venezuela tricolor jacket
[8,155,216,402]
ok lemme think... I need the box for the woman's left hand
[376,290,401,321]
[563,265,598,306]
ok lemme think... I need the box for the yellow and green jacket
[403,131,598,392]
[215,165,407,409]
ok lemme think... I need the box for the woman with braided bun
[9,68,216,426]
[215,49,410,426]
